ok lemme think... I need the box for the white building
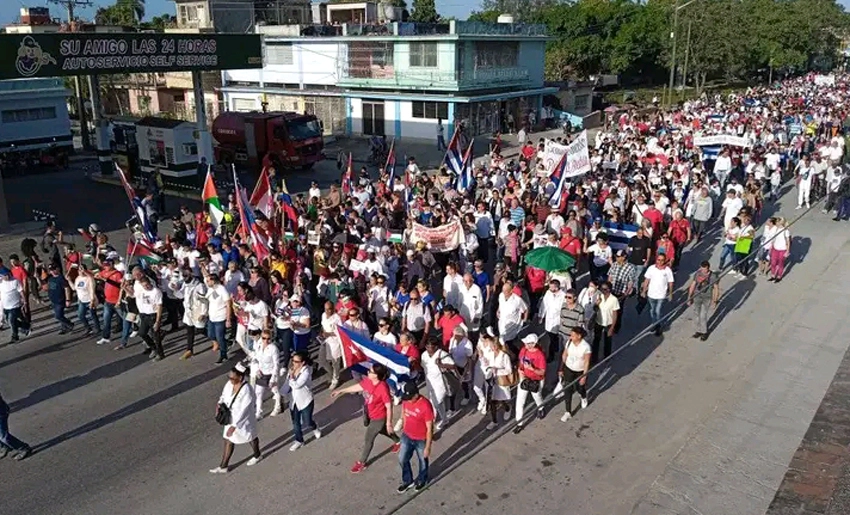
[221,19,556,142]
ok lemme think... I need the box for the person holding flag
[331,362,401,474]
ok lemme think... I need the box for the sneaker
[692,332,702,339]
[209,467,228,474]
[460,398,470,406]
[113,344,126,351]
[289,441,303,452]
[151,356,162,362]
[795,205,802,210]
[58,328,69,335]
[329,379,339,390]
[476,402,486,413]
[0,447,8,459]
[434,421,444,432]
[580,397,588,410]
[270,406,282,417]
[700,333,709,341]
[485,422,498,430]
[96,338,109,345]
[350,461,366,474]
[391,442,401,453]
[537,408,546,420]
[14,448,31,461]
[180,350,194,360]
[446,410,456,419]
[512,424,524,434]
[21,328,31,339]
[215,356,226,365]
[256,412,264,422]
[561,412,572,422]
[414,481,428,492]
[502,410,511,422]
[129,330,138,338]
[246,456,261,467]
[148,350,158,359]
[84,329,93,337]
[313,428,322,440]
[396,483,414,494]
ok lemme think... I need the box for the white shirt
[643,265,674,300]
[596,293,620,327]
[224,269,244,296]
[459,282,484,329]
[205,284,231,323]
[714,155,732,173]
[539,289,565,332]
[722,196,743,227]
[373,331,398,348]
[74,275,95,304]
[0,278,23,310]
[134,282,163,314]
[244,300,269,331]
[448,337,474,368]
[772,228,790,251]
[442,273,464,309]
[251,342,280,378]
[587,243,612,267]
[564,339,592,372]
[282,365,314,410]
[497,292,527,341]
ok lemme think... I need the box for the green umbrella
[524,246,577,272]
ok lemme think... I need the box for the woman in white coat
[420,338,456,431]
[180,270,208,360]
[484,331,513,431]
[282,350,322,451]
[472,327,498,415]
[250,329,282,420]
[210,363,261,473]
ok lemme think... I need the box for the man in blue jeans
[46,264,74,334]
[397,381,434,493]
[641,253,675,336]
[0,389,31,460]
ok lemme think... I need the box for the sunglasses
[291,360,303,364]
[378,323,388,327]
[261,336,271,340]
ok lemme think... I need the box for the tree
[409,0,439,23]
[94,0,145,26]
[140,14,176,31]
[476,0,556,22]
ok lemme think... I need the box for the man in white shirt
[442,263,464,309]
[0,270,29,343]
[721,190,743,229]
[713,149,733,186]
[204,272,232,364]
[458,273,483,339]
[641,254,675,336]
[497,280,528,355]
[796,154,815,209]
[538,279,565,362]
[133,274,165,361]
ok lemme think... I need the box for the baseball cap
[401,381,420,401]
[521,334,539,345]
[615,249,627,257]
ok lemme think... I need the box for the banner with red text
[410,219,464,252]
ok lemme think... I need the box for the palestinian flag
[202,167,225,232]
[128,240,163,265]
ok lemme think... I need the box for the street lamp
[667,0,700,106]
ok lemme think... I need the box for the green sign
[0,33,263,80]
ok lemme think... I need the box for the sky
[0,0,477,25]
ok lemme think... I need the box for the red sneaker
[350,461,366,473]
[391,442,401,454]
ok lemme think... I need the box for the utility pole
[680,20,692,98]
[666,1,679,107]
[49,0,93,151]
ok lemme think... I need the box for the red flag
[336,325,369,369]
[249,167,274,218]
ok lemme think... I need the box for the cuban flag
[602,221,638,250]
[277,178,299,236]
[404,169,414,214]
[455,139,475,193]
[385,139,397,190]
[115,163,156,243]
[443,129,464,176]
[336,325,411,393]
[548,152,569,208]
[232,168,270,263]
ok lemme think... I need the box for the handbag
[255,374,271,388]
[215,382,246,426]
[497,370,518,387]
[520,378,541,393]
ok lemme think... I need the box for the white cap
[235,363,247,373]
[521,334,539,345]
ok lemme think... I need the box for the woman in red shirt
[513,333,547,434]
[666,210,691,270]
[331,363,401,474]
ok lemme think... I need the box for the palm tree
[118,0,145,24]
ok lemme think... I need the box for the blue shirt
[47,275,68,305]
[473,271,491,301]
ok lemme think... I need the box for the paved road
[0,182,847,515]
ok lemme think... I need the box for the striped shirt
[559,303,586,338]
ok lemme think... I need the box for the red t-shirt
[395,343,421,371]
[99,269,124,305]
[437,314,464,348]
[402,396,434,441]
[518,347,547,381]
[361,378,392,421]
[643,208,664,235]
[11,265,28,287]
[668,219,690,246]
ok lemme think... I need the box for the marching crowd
[2,72,848,490]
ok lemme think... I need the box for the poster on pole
[541,140,569,175]
[409,220,464,252]
[562,130,592,178]
[693,135,751,148]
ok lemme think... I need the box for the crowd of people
[3,72,849,488]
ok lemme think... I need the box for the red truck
[212,111,324,171]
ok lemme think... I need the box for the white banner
[563,130,592,178]
[541,140,569,174]
[693,134,751,148]
[814,74,835,87]
[409,219,464,253]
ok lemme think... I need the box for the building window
[474,41,518,68]
[182,143,198,157]
[574,94,590,110]
[411,101,448,120]
[233,98,255,112]
[1,107,57,123]
[267,43,294,66]
[409,42,438,68]
[178,4,199,24]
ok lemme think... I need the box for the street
[0,179,848,515]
